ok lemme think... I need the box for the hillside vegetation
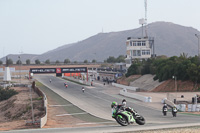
[126,54,200,90]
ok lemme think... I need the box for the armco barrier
[112,83,139,91]
[120,90,152,102]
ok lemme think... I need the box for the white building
[125,37,155,67]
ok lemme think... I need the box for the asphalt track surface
[2,75,200,133]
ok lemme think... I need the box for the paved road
[35,75,200,124]
[7,74,198,133]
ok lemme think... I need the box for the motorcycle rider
[122,99,127,106]
[172,106,177,117]
[111,99,130,118]
[111,101,125,118]
[82,87,85,93]
[162,104,168,116]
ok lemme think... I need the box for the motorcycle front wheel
[135,115,145,125]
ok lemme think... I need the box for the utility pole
[172,76,177,103]
[195,34,200,58]
[18,56,21,84]
[144,0,148,37]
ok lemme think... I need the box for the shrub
[0,87,18,101]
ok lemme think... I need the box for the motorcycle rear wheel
[116,115,128,126]
[163,112,167,116]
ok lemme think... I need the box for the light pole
[93,53,97,80]
[195,34,200,58]
[18,56,21,84]
[172,76,177,103]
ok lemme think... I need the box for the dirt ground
[43,95,90,128]
[0,77,102,131]
[0,86,44,131]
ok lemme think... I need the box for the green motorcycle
[113,107,145,126]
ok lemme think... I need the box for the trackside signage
[61,67,87,73]
[30,68,56,73]
[30,67,87,74]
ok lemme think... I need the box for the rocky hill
[1,21,200,63]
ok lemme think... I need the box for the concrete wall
[120,90,152,102]
[112,82,138,91]
[33,85,48,128]
[40,93,48,128]
[164,99,176,108]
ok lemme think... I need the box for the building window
[132,50,141,56]
[132,42,136,46]
[137,50,141,56]
[134,50,136,56]
[130,42,132,46]
[142,41,146,46]
[137,41,141,46]
[142,50,150,55]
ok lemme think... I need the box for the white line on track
[76,121,115,125]
[49,104,73,107]
[56,112,88,116]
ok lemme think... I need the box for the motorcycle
[172,107,177,117]
[163,107,168,116]
[64,82,68,88]
[113,107,145,126]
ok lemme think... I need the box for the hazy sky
[0,0,200,58]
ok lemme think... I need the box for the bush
[0,87,18,101]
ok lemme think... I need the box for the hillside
[1,21,200,62]
[118,74,200,92]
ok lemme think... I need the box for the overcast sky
[0,0,200,58]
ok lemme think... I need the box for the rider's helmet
[164,104,167,106]
[111,101,117,108]
[122,99,126,103]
